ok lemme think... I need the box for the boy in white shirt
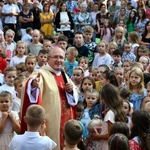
[35,50,48,69]
[21,27,33,45]
[9,104,57,150]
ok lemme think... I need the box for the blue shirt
[122,52,136,62]
[64,60,78,77]
[66,0,77,13]
[129,89,147,110]
[80,109,91,139]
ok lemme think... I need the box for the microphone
[60,68,68,84]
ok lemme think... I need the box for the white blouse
[60,12,70,30]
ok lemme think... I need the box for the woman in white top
[54,2,74,43]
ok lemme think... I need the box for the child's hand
[38,122,46,136]
[93,126,101,134]
[2,112,8,119]
[8,111,14,120]
[90,132,100,140]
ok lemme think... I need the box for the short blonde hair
[67,46,78,57]
[88,115,102,132]
[32,29,40,38]
[25,105,45,128]
[5,29,15,37]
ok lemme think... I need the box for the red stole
[52,73,75,149]
[20,79,42,134]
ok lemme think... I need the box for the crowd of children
[0,0,150,150]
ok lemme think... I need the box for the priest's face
[48,47,65,71]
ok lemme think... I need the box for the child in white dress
[0,66,17,99]
[92,40,112,68]
[10,41,27,67]
[0,91,20,150]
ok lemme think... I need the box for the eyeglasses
[48,56,64,60]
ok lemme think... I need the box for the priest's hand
[31,73,41,89]
[65,83,73,94]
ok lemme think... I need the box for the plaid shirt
[122,52,136,62]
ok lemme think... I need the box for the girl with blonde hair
[10,41,27,66]
[112,26,126,53]
[128,67,147,110]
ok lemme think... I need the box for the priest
[20,47,79,150]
